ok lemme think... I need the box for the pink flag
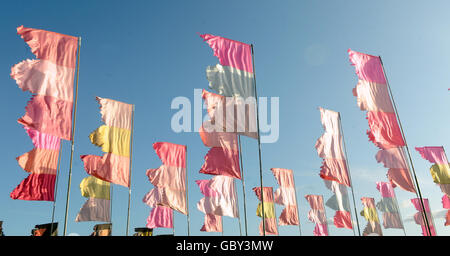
[143,142,187,215]
[196,176,239,218]
[360,197,383,236]
[411,198,436,236]
[376,182,404,230]
[75,198,110,222]
[315,108,350,187]
[10,128,60,201]
[146,206,173,229]
[348,49,386,84]
[200,33,253,73]
[305,194,328,236]
[200,214,222,232]
[348,49,415,194]
[270,168,299,226]
[415,146,447,164]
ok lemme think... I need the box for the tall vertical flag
[305,195,328,236]
[411,198,437,236]
[270,168,300,227]
[143,142,187,231]
[10,26,78,201]
[253,187,278,235]
[81,97,133,188]
[360,197,383,236]
[200,33,259,235]
[375,181,404,230]
[315,108,354,230]
[415,146,450,226]
[348,50,416,193]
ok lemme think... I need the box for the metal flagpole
[185,145,191,236]
[50,143,63,234]
[290,170,302,236]
[250,44,266,236]
[233,178,243,236]
[125,104,135,236]
[379,56,432,235]
[110,182,113,235]
[63,36,81,236]
[338,113,361,236]
[238,135,248,236]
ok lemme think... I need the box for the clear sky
[0,0,449,236]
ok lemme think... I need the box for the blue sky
[0,0,449,236]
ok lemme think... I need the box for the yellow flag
[80,176,110,199]
[256,202,275,218]
[430,163,450,184]
[89,125,131,157]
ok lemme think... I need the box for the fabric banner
[323,180,352,229]
[10,25,77,201]
[360,197,383,236]
[305,194,328,236]
[315,108,350,187]
[411,198,436,236]
[253,187,278,235]
[270,168,299,226]
[375,181,404,229]
[146,206,173,229]
[196,176,239,218]
[143,142,187,215]
[81,97,132,187]
[348,49,415,193]
[75,175,110,222]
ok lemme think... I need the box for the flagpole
[110,183,113,235]
[291,171,302,236]
[250,44,266,236]
[379,56,432,235]
[125,104,135,236]
[233,178,243,236]
[185,145,191,236]
[338,113,361,236]
[238,135,248,236]
[50,143,63,234]
[63,36,81,236]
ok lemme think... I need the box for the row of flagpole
[11,28,443,236]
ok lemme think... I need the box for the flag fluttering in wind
[253,187,278,235]
[143,142,187,231]
[270,168,299,226]
[75,176,111,222]
[411,198,436,236]
[146,205,173,229]
[199,118,241,179]
[10,26,78,201]
[323,180,353,229]
[375,182,404,229]
[348,49,415,193]
[81,97,133,187]
[200,34,257,139]
[305,194,328,236]
[315,108,352,230]
[196,176,239,233]
[443,195,450,226]
[360,197,383,236]
[315,108,350,187]
[415,146,449,226]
